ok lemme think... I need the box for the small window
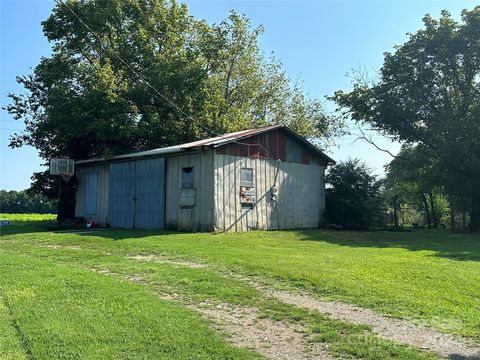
[240,168,253,187]
[182,167,194,188]
[241,203,254,210]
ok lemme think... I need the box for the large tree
[326,159,383,230]
[384,146,449,228]
[7,0,342,219]
[333,7,480,230]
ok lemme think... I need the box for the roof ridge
[76,124,335,165]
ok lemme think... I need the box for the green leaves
[332,6,480,230]
[7,1,343,201]
[326,159,383,230]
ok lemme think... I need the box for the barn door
[109,159,165,229]
[134,158,165,229]
[108,161,135,228]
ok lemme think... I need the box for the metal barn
[74,125,335,232]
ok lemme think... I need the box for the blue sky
[0,0,475,191]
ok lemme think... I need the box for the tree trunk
[449,194,454,232]
[422,194,431,227]
[393,195,399,228]
[57,177,76,221]
[471,193,480,232]
[429,192,438,228]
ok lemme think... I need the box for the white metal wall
[165,150,215,232]
[74,163,110,224]
[213,153,326,232]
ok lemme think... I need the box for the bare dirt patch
[42,244,82,250]
[91,268,116,275]
[265,288,480,360]
[94,266,331,359]
[193,303,333,360]
[128,254,206,269]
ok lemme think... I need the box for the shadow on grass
[0,219,186,240]
[0,221,56,236]
[3,220,479,262]
[75,228,181,240]
[64,227,480,263]
[293,229,480,262]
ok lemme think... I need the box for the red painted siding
[277,131,286,161]
[301,149,310,165]
[271,130,278,159]
[216,128,322,165]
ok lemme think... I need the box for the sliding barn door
[108,161,135,228]
[134,158,165,229]
[108,158,165,229]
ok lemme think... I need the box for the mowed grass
[141,229,480,337]
[5,225,476,338]
[0,214,56,222]
[0,252,261,360]
[0,217,478,359]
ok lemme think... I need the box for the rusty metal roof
[76,124,335,165]
[175,124,283,148]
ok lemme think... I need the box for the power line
[56,0,275,161]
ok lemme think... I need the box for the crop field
[0,214,479,359]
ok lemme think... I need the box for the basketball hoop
[60,173,73,182]
[50,158,75,182]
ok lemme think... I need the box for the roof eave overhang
[75,147,195,165]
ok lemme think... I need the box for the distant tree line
[0,190,56,214]
[382,147,471,231]
[326,155,473,231]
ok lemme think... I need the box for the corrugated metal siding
[74,163,109,224]
[214,152,325,232]
[108,161,135,228]
[165,149,214,232]
[108,158,165,229]
[134,158,165,229]
[85,172,98,215]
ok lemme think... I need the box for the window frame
[181,166,194,189]
[240,168,254,187]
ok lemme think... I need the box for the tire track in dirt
[118,254,480,359]
[260,287,480,360]
[191,303,334,360]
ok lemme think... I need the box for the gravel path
[194,303,333,360]
[128,254,207,268]
[265,288,480,360]
[125,254,480,359]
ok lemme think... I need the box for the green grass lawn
[1,216,478,359]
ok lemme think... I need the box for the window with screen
[240,168,255,209]
[240,168,254,187]
[181,167,194,188]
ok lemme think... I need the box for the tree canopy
[383,146,451,228]
[332,7,480,230]
[6,0,343,218]
[326,159,383,230]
